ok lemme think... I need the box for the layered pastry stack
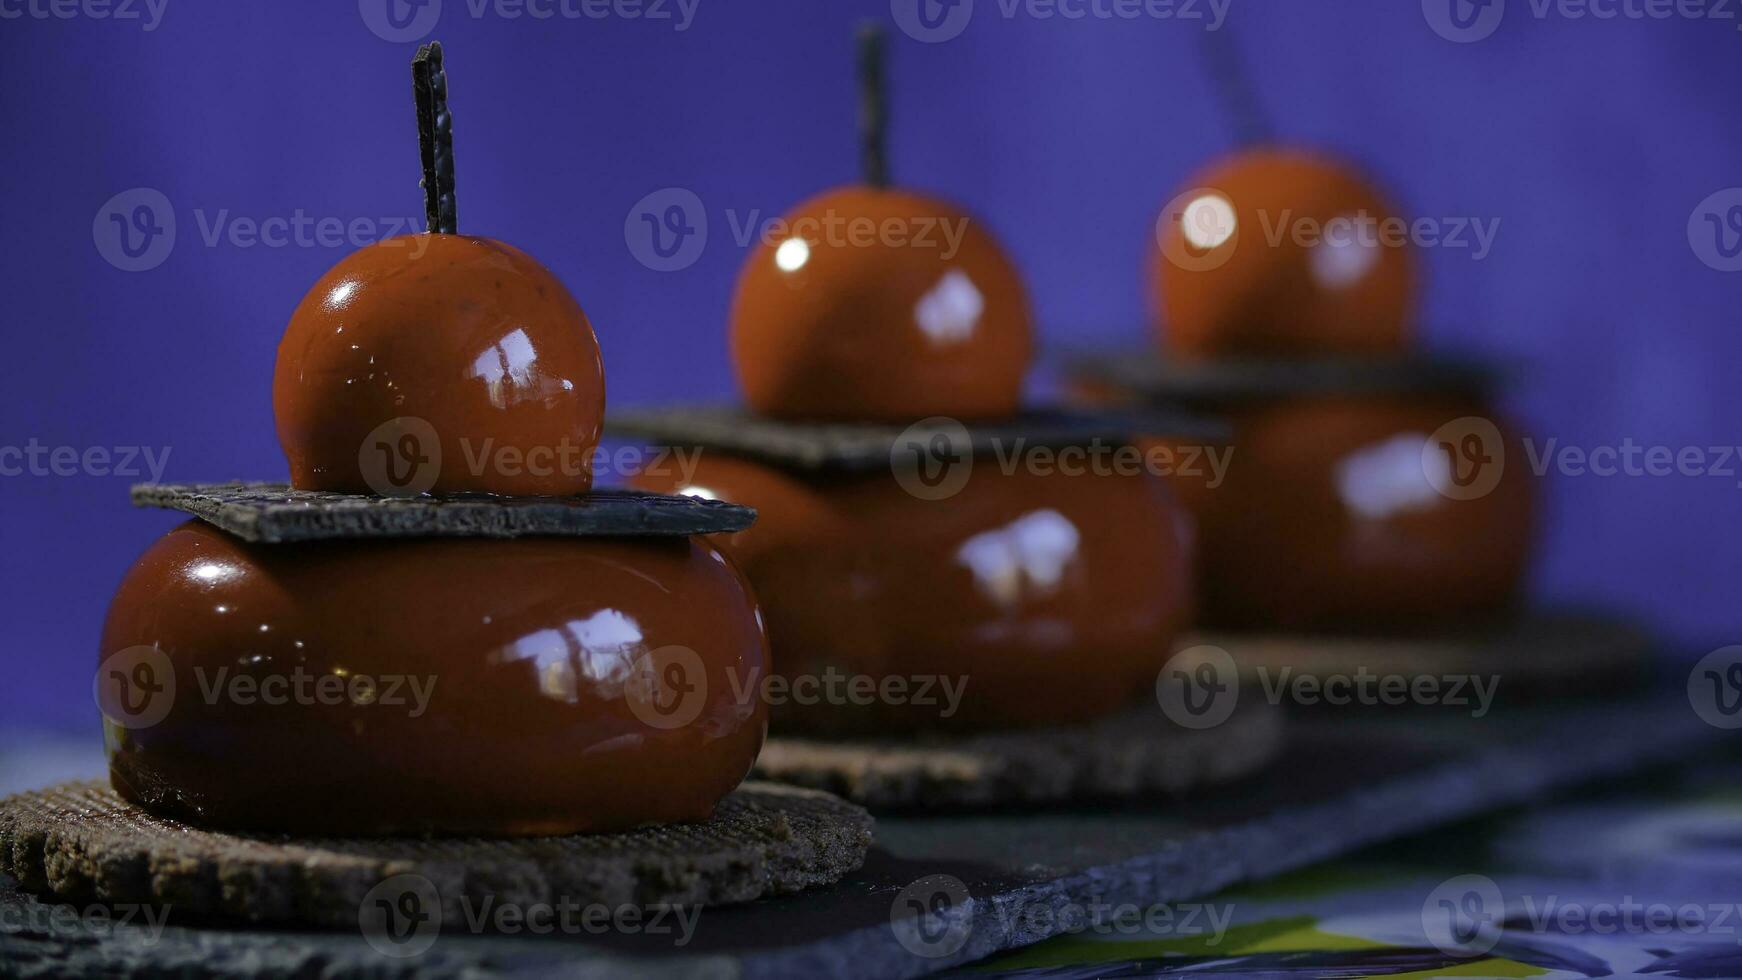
[1071,147,1647,685]
[617,28,1282,807]
[1,43,871,929]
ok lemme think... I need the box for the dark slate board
[1067,350,1510,405]
[605,405,1227,472]
[1,690,1720,980]
[1194,610,1656,698]
[131,482,755,543]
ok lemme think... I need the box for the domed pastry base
[131,482,755,543]
[754,700,1283,810]
[606,405,1225,472]
[1067,349,1508,405]
[0,781,871,926]
[1187,610,1654,697]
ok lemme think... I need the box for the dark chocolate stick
[857,23,889,188]
[1197,20,1272,148]
[412,41,458,234]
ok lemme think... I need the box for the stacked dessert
[1073,147,1538,632]
[96,44,775,837]
[622,29,1209,743]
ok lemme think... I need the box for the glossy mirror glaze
[636,457,1192,732]
[730,186,1032,422]
[100,521,768,836]
[1148,395,1535,630]
[275,234,605,496]
[1152,149,1416,358]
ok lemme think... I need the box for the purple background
[2,0,1739,730]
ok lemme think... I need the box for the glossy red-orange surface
[1148,396,1535,630]
[99,521,768,836]
[1152,149,1416,357]
[637,457,1192,732]
[730,186,1032,422]
[275,235,605,497]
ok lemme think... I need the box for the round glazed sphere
[730,186,1033,422]
[1148,396,1535,630]
[1152,149,1417,358]
[275,235,605,497]
[636,458,1192,732]
[98,521,768,836]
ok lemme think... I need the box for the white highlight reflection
[914,270,984,345]
[955,509,1082,608]
[1181,194,1237,250]
[1336,433,1442,520]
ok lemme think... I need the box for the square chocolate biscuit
[1068,350,1508,405]
[605,405,1225,471]
[132,482,755,543]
